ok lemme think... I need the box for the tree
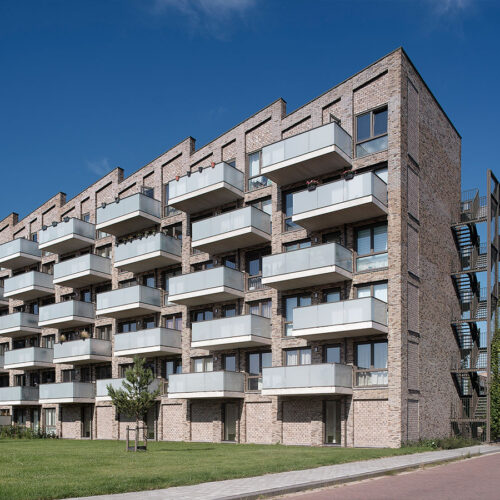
[491,307,500,441]
[107,357,161,451]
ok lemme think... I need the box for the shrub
[0,425,58,439]
[403,436,480,450]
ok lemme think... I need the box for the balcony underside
[262,266,352,291]
[0,327,41,339]
[291,321,388,341]
[261,146,351,186]
[168,183,244,214]
[191,334,272,351]
[96,211,160,237]
[0,253,41,270]
[168,391,245,399]
[53,270,111,289]
[39,315,95,329]
[96,303,161,319]
[53,354,112,365]
[114,251,182,274]
[192,228,271,255]
[114,345,182,358]
[38,396,95,404]
[39,234,95,255]
[261,386,353,396]
[1,399,39,406]
[292,196,388,231]
[4,286,53,301]
[168,287,245,307]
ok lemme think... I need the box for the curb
[219,447,500,500]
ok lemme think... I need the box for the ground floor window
[44,408,56,435]
[355,340,388,386]
[324,400,341,444]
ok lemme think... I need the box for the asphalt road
[279,452,500,500]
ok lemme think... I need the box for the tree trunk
[135,419,139,452]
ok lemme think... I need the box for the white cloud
[429,0,472,15]
[86,158,112,177]
[152,0,257,37]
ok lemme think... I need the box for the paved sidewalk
[68,444,498,500]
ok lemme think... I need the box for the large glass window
[356,223,388,271]
[284,294,311,336]
[164,314,182,330]
[284,191,300,231]
[164,183,180,217]
[247,299,272,318]
[355,341,388,387]
[248,151,271,191]
[285,348,312,366]
[324,345,341,364]
[356,107,388,157]
[357,282,388,302]
[193,357,213,372]
[223,354,236,372]
[247,351,272,391]
[284,239,311,252]
[246,248,270,291]
[191,308,213,323]
[163,359,182,379]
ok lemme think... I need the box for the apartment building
[0,47,465,447]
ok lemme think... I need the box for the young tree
[107,356,161,451]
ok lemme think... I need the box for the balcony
[4,271,54,301]
[261,363,353,396]
[39,300,95,329]
[261,122,352,185]
[4,347,54,370]
[96,193,161,237]
[292,297,388,340]
[114,233,182,273]
[53,338,112,364]
[38,218,95,254]
[262,243,352,291]
[0,386,39,405]
[0,355,6,373]
[39,382,95,404]
[96,377,165,402]
[0,238,41,270]
[168,371,245,399]
[114,327,182,357]
[167,162,244,214]
[192,206,271,254]
[292,172,388,231]
[53,254,112,288]
[0,313,40,338]
[0,287,8,307]
[96,285,162,319]
[168,267,245,306]
[191,314,271,350]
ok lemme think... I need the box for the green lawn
[0,439,433,500]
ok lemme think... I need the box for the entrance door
[325,400,341,444]
[145,405,157,440]
[13,408,26,426]
[223,403,238,442]
[81,406,93,438]
[32,409,40,433]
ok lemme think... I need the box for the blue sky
[0,0,498,219]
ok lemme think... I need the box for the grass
[0,439,434,500]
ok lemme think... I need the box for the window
[119,320,138,333]
[31,233,38,242]
[248,151,271,191]
[223,354,236,371]
[164,184,180,217]
[14,374,26,386]
[285,348,312,366]
[82,213,90,222]
[284,294,311,336]
[44,408,56,435]
[119,364,133,378]
[356,106,388,157]
[95,244,111,258]
[163,359,182,379]
[356,223,388,271]
[95,325,112,341]
[164,314,182,330]
[222,254,237,270]
[80,289,91,303]
[192,260,214,272]
[247,299,272,318]
[355,341,388,386]
[283,191,300,231]
[42,335,55,349]
[143,274,155,288]
[143,316,156,329]
[41,370,55,384]
[284,239,311,252]
[118,278,137,288]
[162,267,182,305]
[357,282,388,302]
[142,186,154,198]
[324,345,341,364]
[223,305,237,318]
[324,289,341,303]
[61,369,75,383]
[247,351,272,391]
[193,357,213,372]
[191,308,213,323]
[322,231,341,244]
[246,248,270,291]
[95,364,112,380]
[250,197,272,215]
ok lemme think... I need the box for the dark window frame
[355,105,388,157]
